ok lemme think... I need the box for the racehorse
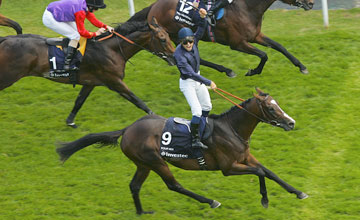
[0,0,22,34]
[147,0,314,76]
[0,8,175,128]
[56,88,308,215]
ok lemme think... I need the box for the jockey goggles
[182,36,194,45]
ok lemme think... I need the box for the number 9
[161,132,172,145]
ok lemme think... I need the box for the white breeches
[42,9,80,41]
[179,78,212,117]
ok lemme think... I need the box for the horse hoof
[67,122,78,128]
[226,71,237,78]
[210,200,221,208]
[136,211,154,215]
[261,198,269,208]
[300,68,309,74]
[148,111,155,115]
[297,192,309,199]
[245,69,260,76]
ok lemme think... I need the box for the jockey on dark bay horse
[42,0,114,72]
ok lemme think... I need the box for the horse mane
[209,91,269,119]
[209,98,253,119]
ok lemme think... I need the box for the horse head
[281,0,314,11]
[253,88,295,131]
[148,17,176,66]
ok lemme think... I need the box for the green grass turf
[1,1,360,219]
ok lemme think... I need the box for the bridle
[255,96,283,126]
[214,88,281,126]
[97,29,172,60]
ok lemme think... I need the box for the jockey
[174,8,217,150]
[42,0,114,71]
[207,0,233,17]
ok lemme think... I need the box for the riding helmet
[178,27,194,41]
[86,0,106,9]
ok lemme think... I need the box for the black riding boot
[190,123,208,149]
[208,0,230,17]
[63,46,77,71]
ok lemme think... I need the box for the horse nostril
[288,122,295,128]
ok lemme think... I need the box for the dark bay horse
[0,8,175,128]
[57,88,308,215]
[0,0,22,34]
[147,0,314,76]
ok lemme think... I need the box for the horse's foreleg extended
[230,43,268,76]
[153,164,221,209]
[200,58,237,78]
[255,34,308,74]
[222,162,269,208]
[66,85,94,128]
[130,166,153,215]
[260,164,308,200]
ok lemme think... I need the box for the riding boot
[208,0,230,17]
[190,123,208,149]
[63,46,77,71]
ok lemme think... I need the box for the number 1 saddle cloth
[160,116,214,159]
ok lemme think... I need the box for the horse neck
[242,0,276,14]
[223,98,261,140]
[107,31,152,61]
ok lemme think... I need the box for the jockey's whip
[213,88,245,110]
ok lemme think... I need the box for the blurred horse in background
[147,0,314,76]
[0,0,22,34]
[0,8,175,128]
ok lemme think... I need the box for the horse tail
[56,128,127,163]
[0,13,23,34]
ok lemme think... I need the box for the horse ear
[255,87,264,94]
[253,93,261,99]
[253,92,265,101]
[149,16,159,30]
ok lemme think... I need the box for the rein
[97,30,166,58]
[213,88,271,124]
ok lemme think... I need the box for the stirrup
[192,141,208,149]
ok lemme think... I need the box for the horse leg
[107,81,154,115]
[152,164,221,208]
[223,162,270,207]
[246,154,308,200]
[66,85,94,128]
[200,58,237,78]
[255,33,308,74]
[260,164,308,200]
[129,166,153,215]
[230,42,268,76]
[259,176,269,208]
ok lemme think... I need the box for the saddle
[160,116,214,169]
[45,37,87,84]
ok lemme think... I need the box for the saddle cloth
[160,116,214,159]
[46,37,87,78]
[174,0,224,42]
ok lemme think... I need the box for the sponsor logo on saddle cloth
[47,37,87,78]
[160,117,212,159]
